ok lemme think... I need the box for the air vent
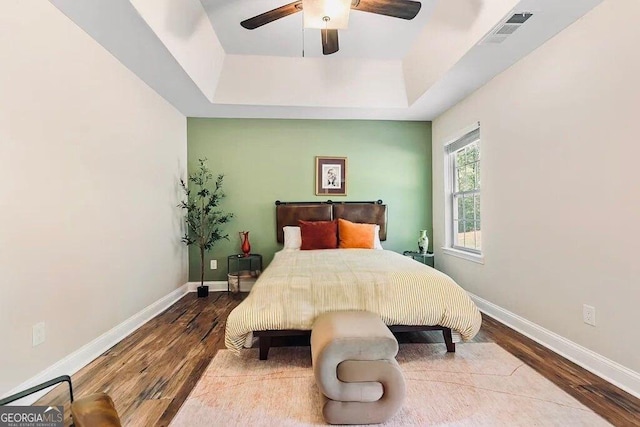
[482,12,532,44]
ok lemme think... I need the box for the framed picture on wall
[315,156,347,196]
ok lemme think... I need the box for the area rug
[170,343,610,426]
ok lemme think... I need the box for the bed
[224,201,482,359]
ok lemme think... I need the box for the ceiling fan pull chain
[323,16,330,44]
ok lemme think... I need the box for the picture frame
[315,156,347,196]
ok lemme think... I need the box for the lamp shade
[303,0,351,29]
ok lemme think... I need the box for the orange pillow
[338,219,375,249]
[299,220,338,250]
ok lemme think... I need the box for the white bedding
[225,249,482,353]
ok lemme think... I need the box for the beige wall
[0,1,187,394]
[433,0,640,373]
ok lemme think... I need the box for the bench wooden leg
[259,336,271,360]
[443,328,455,352]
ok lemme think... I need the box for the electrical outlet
[210,260,217,270]
[32,322,45,346]
[583,305,596,326]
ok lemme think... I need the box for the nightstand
[227,253,262,293]
[403,251,434,268]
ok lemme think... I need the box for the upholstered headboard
[275,200,387,243]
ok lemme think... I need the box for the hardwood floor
[36,292,639,426]
[36,292,240,426]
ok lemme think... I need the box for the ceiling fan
[240,0,422,55]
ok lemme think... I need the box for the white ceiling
[200,0,438,59]
[49,0,603,121]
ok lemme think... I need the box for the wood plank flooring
[35,292,239,426]
[36,292,639,426]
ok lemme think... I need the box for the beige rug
[170,343,610,426]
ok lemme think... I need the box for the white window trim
[442,246,485,264]
[443,122,483,261]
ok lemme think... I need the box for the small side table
[403,251,434,268]
[227,253,262,293]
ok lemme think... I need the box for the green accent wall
[187,118,432,281]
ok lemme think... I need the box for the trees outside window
[447,128,481,254]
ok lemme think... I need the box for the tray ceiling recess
[49,0,604,120]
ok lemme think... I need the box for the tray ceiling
[49,0,603,120]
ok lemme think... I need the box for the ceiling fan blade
[241,1,303,29]
[351,0,422,20]
[321,29,339,55]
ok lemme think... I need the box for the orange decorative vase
[240,231,251,257]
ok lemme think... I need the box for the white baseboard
[2,283,190,405]
[187,280,254,292]
[469,292,640,399]
[187,281,228,292]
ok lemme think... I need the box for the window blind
[446,127,480,154]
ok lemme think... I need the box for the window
[446,127,481,255]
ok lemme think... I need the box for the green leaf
[178,161,233,265]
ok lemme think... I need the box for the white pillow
[283,226,302,250]
[374,225,384,250]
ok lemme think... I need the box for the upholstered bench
[311,311,406,425]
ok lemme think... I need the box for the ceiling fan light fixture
[303,0,351,29]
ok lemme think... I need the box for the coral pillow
[338,218,375,249]
[299,220,338,250]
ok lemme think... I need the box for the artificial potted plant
[179,159,233,297]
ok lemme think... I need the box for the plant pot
[197,285,209,298]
